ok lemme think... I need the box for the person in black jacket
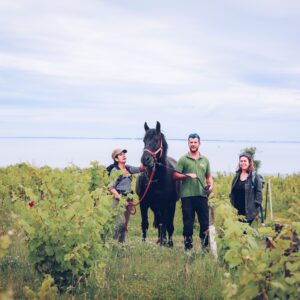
[230,152,262,225]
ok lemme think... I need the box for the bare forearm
[173,172,186,180]
[173,171,197,181]
[206,174,214,188]
[109,187,122,200]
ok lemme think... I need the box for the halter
[143,140,163,161]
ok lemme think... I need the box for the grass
[1,195,223,299]
[1,233,224,299]
[80,238,224,300]
[0,233,42,299]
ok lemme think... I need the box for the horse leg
[140,203,149,242]
[159,223,167,246]
[166,201,176,248]
[157,210,167,246]
[149,204,160,243]
[157,222,165,246]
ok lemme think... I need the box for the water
[0,138,299,175]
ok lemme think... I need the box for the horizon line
[0,136,300,144]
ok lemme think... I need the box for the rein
[126,166,156,216]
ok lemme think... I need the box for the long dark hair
[237,154,255,173]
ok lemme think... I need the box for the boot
[184,236,193,250]
[167,237,173,248]
[201,236,209,252]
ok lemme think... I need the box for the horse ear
[156,121,161,132]
[144,122,150,132]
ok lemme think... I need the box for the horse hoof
[160,239,168,247]
[167,240,173,248]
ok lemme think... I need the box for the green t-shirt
[176,153,211,198]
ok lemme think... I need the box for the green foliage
[1,164,116,290]
[214,173,300,300]
[88,161,111,193]
[1,164,300,299]
[0,234,11,260]
[0,233,12,299]
[266,174,300,220]
[23,275,58,300]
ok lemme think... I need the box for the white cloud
[0,0,299,142]
[0,1,208,86]
[228,0,300,17]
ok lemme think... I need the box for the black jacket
[230,171,263,221]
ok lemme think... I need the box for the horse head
[141,121,168,170]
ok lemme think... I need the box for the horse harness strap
[143,140,163,161]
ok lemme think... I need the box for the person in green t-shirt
[173,133,213,250]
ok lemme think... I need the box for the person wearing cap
[230,152,262,225]
[173,133,213,251]
[108,148,143,243]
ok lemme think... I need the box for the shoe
[201,237,209,253]
[184,236,193,251]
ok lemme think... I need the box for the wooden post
[264,180,269,221]
[268,179,273,221]
[209,205,218,259]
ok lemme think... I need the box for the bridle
[143,140,163,162]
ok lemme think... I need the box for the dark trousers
[181,196,209,244]
[112,198,130,243]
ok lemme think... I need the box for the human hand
[254,201,261,208]
[204,185,212,195]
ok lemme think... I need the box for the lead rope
[126,167,155,216]
[124,166,156,232]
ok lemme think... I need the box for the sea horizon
[1,136,300,144]
[1,137,300,175]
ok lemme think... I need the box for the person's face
[239,156,250,171]
[115,152,127,164]
[188,138,200,153]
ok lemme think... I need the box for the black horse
[136,121,179,246]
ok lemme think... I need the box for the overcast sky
[0,0,300,141]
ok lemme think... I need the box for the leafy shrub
[213,174,300,300]
[8,164,116,289]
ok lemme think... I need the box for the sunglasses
[188,133,200,139]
